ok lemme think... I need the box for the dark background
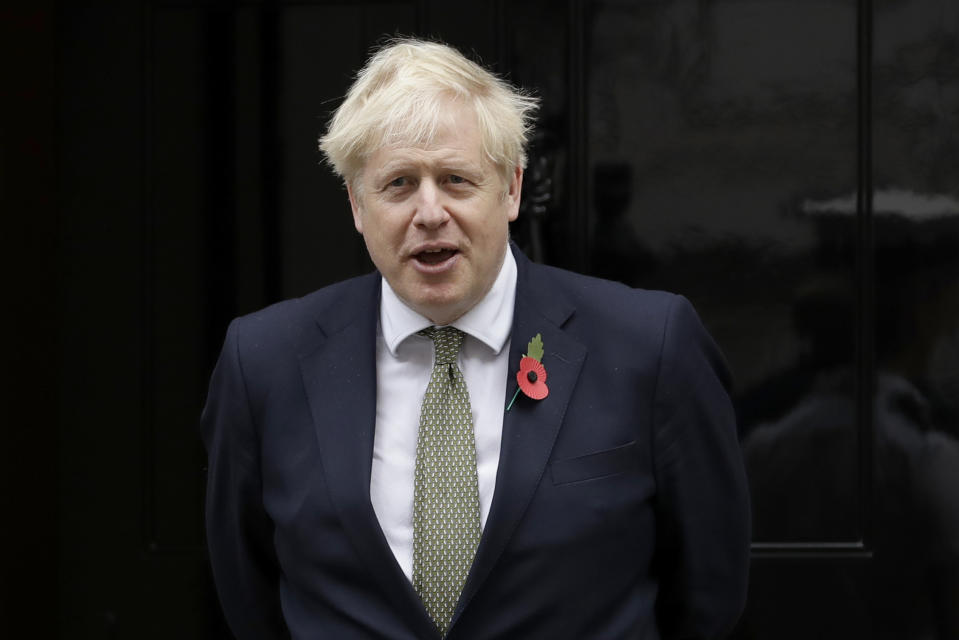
[4,0,958,637]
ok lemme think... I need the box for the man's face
[348,102,522,325]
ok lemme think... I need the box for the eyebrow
[373,154,486,180]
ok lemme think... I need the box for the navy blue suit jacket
[202,246,750,639]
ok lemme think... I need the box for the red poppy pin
[506,333,549,411]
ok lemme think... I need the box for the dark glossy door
[19,0,956,637]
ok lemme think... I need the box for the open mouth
[413,247,458,266]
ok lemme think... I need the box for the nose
[411,179,450,229]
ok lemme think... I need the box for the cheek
[363,214,406,253]
[477,208,511,242]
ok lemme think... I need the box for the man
[202,38,750,639]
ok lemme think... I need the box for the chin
[413,292,471,324]
[419,300,465,324]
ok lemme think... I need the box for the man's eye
[388,177,408,188]
[448,175,466,185]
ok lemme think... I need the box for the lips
[415,248,457,264]
[410,245,460,274]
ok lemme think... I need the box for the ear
[506,166,523,222]
[346,183,364,234]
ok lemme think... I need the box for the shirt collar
[380,246,517,356]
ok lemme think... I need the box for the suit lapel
[453,247,587,627]
[298,276,439,639]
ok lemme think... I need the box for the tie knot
[419,326,465,365]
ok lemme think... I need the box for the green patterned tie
[413,326,482,634]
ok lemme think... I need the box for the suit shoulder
[534,261,682,325]
[227,272,379,353]
[527,263,721,376]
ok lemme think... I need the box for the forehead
[363,101,488,175]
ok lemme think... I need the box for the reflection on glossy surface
[740,208,959,638]
[871,0,959,635]
[872,211,959,638]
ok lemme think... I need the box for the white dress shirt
[370,249,516,582]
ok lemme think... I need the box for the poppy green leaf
[526,333,544,362]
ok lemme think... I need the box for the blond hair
[319,38,539,188]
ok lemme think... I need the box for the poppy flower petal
[517,357,549,400]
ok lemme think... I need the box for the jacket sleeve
[651,295,751,639]
[201,319,291,639]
